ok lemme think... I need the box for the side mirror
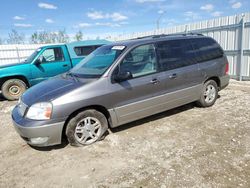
[114,71,133,82]
[35,56,43,64]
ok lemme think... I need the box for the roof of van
[111,33,208,48]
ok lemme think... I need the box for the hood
[22,75,95,106]
[0,61,29,69]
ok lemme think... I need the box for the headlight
[26,102,52,120]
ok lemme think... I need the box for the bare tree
[31,32,39,44]
[75,30,83,41]
[7,29,25,44]
[30,29,70,44]
[30,31,52,44]
[56,29,69,43]
[49,32,57,43]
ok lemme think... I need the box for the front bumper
[12,106,65,147]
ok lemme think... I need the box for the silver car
[12,34,230,147]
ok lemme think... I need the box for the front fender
[0,63,32,86]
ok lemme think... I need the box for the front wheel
[197,80,218,107]
[66,109,108,146]
[1,79,27,101]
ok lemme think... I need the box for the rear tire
[1,79,27,101]
[197,80,218,107]
[66,109,108,147]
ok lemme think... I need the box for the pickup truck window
[25,48,41,62]
[74,45,102,56]
[70,45,125,78]
[40,47,65,63]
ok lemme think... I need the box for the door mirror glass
[114,71,133,82]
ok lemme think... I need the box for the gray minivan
[12,34,230,147]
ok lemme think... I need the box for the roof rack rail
[132,33,203,40]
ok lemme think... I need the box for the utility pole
[156,11,165,30]
[239,13,245,81]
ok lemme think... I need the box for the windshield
[25,48,42,62]
[70,45,125,78]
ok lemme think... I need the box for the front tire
[1,79,27,101]
[66,109,108,146]
[197,80,218,107]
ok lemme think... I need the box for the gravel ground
[0,79,249,188]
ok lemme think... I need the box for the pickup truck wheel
[197,80,218,107]
[66,109,108,146]
[1,79,27,101]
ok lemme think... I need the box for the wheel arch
[204,76,221,89]
[0,75,30,89]
[62,105,112,140]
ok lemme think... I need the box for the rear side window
[191,38,224,62]
[156,39,196,71]
[74,45,102,56]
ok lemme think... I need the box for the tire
[1,79,27,101]
[197,80,218,107]
[66,109,108,146]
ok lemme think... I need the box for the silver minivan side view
[11,34,230,147]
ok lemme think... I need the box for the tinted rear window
[156,39,197,71]
[191,38,224,62]
[74,45,102,56]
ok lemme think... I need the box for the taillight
[225,61,229,75]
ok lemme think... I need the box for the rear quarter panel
[198,57,225,82]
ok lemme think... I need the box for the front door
[30,46,71,85]
[110,44,163,125]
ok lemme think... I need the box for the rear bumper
[220,75,230,90]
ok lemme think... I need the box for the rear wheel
[66,109,108,146]
[197,80,218,107]
[1,79,27,101]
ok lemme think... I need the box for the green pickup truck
[0,40,110,100]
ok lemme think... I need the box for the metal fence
[0,44,47,65]
[113,12,250,81]
[0,12,250,80]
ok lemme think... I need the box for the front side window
[119,44,157,78]
[40,47,64,63]
[25,48,42,62]
[74,45,102,56]
[156,39,196,71]
[70,45,125,78]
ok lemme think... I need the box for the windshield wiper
[66,72,79,82]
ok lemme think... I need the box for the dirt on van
[0,79,250,188]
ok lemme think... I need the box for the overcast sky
[0,0,249,40]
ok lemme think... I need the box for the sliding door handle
[150,78,160,84]
[169,73,177,79]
